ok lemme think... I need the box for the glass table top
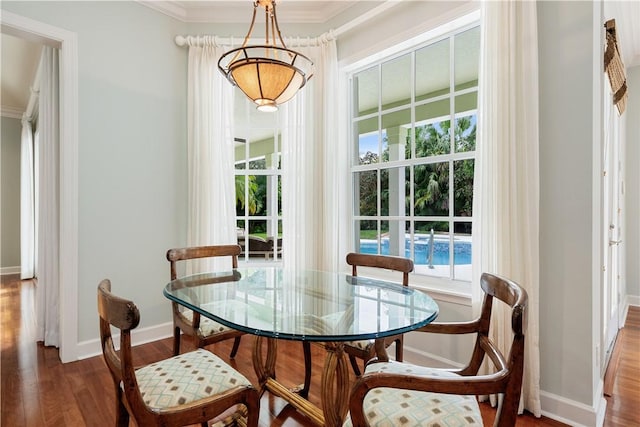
[164,267,439,342]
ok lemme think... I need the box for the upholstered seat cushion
[134,349,252,410]
[343,361,483,427]
[182,310,233,336]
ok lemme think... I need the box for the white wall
[538,0,599,408]
[1,116,21,270]
[1,1,189,341]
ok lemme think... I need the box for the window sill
[355,266,472,307]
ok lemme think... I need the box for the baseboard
[404,346,607,426]
[621,295,640,327]
[0,266,20,275]
[626,295,640,308]
[540,389,606,427]
[75,321,173,360]
[403,345,464,369]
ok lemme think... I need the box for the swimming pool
[359,237,471,265]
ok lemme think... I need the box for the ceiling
[1,33,42,117]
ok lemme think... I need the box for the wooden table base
[252,336,350,427]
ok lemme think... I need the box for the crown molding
[1,105,24,119]
[136,0,359,24]
[135,1,189,21]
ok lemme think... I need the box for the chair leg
[301,341,312,398]
[395,336,404,362]
[230,336,242,359]
[114,386,129,427]
[349,354,362,377]
[173,326,181,356]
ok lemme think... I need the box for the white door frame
[602,75,623,371]
[1,11,79,363]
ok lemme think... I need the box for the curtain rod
[174,0,402,48]
[174,34,324,48]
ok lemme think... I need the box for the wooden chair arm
[416,319,482,335]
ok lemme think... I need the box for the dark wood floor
[1,274,637,426]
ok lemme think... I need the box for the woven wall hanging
[604,19,628,115]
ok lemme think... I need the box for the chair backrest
[167,245,242,280]
[97,279,143,408]
[472,272,528,426]
[346,252,414,286]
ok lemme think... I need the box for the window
[234,92,283,263]
[350,24,479,282]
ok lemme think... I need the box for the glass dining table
[164,267,439,427]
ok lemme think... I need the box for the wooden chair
[167,245,245,357]
[300,253,414,396]
[97,279,259,427]
[343,252,414,375]
[345,272,528,427]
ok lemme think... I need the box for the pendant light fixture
[218,0,314,112]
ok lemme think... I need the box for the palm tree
[235,175,259,215]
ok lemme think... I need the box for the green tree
[411,121,451,217]
[360,116,476,232]
[358,151,378,221]
[235,175,259,215]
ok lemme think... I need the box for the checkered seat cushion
[181,310,232,336]
[133,349,253,411]
[343,361,483,427]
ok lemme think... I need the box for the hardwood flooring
[1,274,636,426]
[603,305,640,427]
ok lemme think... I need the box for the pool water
[359,237,471,265]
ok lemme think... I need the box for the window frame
[233,99,283,265]
[347,18,480,296]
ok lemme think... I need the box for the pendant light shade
[218,0,313,112]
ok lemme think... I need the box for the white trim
[340,3,480,70]
[592,0,607,410]
[403,345,464,369]
[626,294,640,308]
[1,106,24,119]
[403,346,608,426]
[539,390,606,427]
[135,1,187,22]
[1,11,79,363]
[174,0,402,47]
[332,1,405,38]
[77,322,173,361]
[622,295,640,327]
[0,266,21,275]
[138,0,369,24]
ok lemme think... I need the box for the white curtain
[472,0,541,417]
[20,117,35,279]
[281,35,342,271]
[35,46,60,347]
[181,35,343,272]
[185,38,236,272]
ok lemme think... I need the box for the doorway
[1,11,78,362]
